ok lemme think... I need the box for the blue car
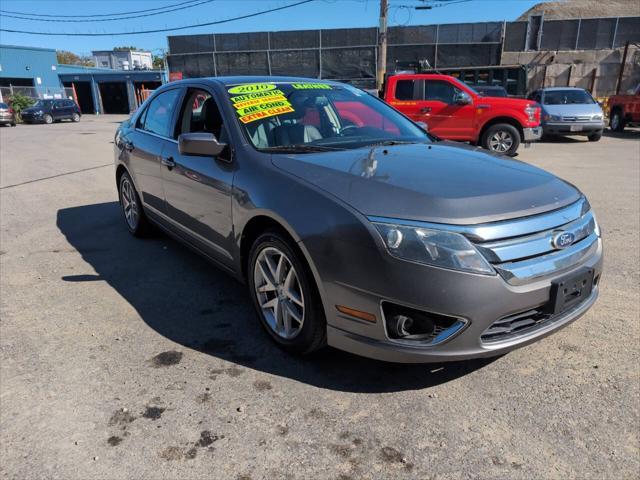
[528,87,604,141]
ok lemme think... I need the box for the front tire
[248,230,326,354]
[588,132,602,142]
[118,172,151,237]
[43,114,53,124]
[610,110,625,132]
[481,123,521,156]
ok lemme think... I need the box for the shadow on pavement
[57,202,498,393]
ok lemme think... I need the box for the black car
[21,99,81,124]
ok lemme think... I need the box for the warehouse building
[0,44,164,113]
[166,15,640,97]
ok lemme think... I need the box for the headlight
[372,222,495,275]
[524,105,538,122]
[543,114,561,122]
[592,114,603,120]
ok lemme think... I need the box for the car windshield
[224,81,430,152]
[543,90,595,105]
[33,100,53,108]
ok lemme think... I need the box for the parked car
[114,76,602,363]
[0,102,16,126]
[21,99,81,124]
[608,83,640,132]
[528,87,604,141]
[382,73,542,156]
[471,85,508,97]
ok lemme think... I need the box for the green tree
[56,50,94,67]
[7,93,35,121]
[152,55,164,70]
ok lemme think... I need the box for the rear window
[0,102,8,109]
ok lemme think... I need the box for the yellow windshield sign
[228,83,277,95]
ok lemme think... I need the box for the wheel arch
[238,212,329,320]
[478,116,524,143]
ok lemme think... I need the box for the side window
[139,89,181,138]
[395,80,424,100]
[425,80,456,104]
[178,88,221,137]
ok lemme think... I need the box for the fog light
[388,313,435,340]
[382,302,467,345]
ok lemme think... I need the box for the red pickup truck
[608,83,640,132]
[383,73,542,156]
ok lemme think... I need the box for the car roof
[169,76,343,87]
[539,87,588,91]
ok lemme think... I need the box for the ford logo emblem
[552,231,575,249]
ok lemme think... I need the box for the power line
[0,0,204,18]
[0,0,217,22]
[0,0,317,36]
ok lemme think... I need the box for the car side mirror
[415,121,429,133]
[178,132,227,157]
[454,91,472,105]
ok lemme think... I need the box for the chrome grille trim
[561,115,592,122]
[493,233,599,286]
[475,211,595,263]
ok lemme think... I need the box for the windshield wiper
[260,144,344,153]
[364,140,420,148]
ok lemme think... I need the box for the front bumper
[523,126,543,142]
[20,112,43,122]
[543,122,604,135]
[315,236,602,364]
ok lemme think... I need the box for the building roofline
[0,44,56,53]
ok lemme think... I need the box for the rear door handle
[161,156,176,169]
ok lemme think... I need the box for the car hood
[542,103,602,117]
[271,142,581,225]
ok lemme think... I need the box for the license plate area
[548,268,594,314]
[570,124,583,132]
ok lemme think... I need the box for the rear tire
[481,123,520,156]
[118,171,152,237]
[248,230,326,355]
[588,132,602,142]
[10,122,16,127]
[72,113,81,122]
[610,110,625,132]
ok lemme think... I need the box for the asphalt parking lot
[1,116,638,479]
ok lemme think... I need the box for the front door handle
[420,107,432,114]
[161,156,176,169]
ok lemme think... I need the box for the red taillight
[8,108,14,114]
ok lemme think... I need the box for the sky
[0,0,542,56]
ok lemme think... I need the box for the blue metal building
[0,44,61,93]
[0,44,165,114]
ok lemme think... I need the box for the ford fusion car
[114,76,602,363]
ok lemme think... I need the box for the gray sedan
[114,77,602,363]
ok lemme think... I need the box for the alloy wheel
[489,131,514,153]
[120,177,139,230]
[253,246,305,339]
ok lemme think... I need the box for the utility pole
[376,0,388,93]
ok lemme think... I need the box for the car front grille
[467,198,599,286]
[561,115,592,122]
